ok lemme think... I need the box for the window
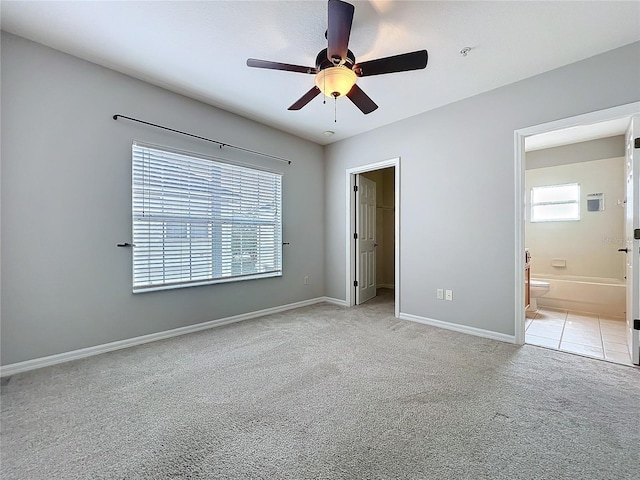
[132,142,282,293]
[530,183,580,222]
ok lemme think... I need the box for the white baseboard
[399,312,516,344]
[377,284,395,290]
[0,297,327,377]
[322,296,348,307]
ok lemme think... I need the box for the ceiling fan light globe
[315,66,357,98]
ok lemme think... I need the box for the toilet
[529,280,550,311]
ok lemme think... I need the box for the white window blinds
[132,142,283,293]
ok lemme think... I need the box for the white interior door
[624,114,640,365]
[355,175,376,304]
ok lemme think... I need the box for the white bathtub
[531,274,626,318]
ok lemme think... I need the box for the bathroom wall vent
[587,193,604,212]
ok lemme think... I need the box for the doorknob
[618,248,629,253]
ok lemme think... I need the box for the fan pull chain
[334,95,337,123]
[323,71,327,105]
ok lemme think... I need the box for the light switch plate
[437,288,444,300]
[445,290,453,301]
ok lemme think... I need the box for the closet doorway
[345,158,400,317]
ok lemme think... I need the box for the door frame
[513,102,640,345]
[345,158,400,318]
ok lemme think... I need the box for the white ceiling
[2,1,639,146]
[525,117,630,152]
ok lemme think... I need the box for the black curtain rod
[112,114,292,165]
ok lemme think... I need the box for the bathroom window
[530,183,580,222]
[132,142,283,293]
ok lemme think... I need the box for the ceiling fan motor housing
[316,48,355,71]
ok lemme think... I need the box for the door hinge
[353,280,358,287]
[635,229,640,240]
[634,319,640,330]
[354,233,358,240]
[354,185,358,192]
[635,137,640,149]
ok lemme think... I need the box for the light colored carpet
[1,291,639,479]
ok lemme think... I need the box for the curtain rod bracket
[112,114,292,165]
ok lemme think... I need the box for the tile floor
[525,307,633,366]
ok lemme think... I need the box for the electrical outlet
[304,275,309,285]
[437,288,444,300]
[445,290,453,301]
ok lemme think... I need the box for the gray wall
[1,33,325,365]
[324,42,640,337]
[526,135,625,169]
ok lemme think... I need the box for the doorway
[345,158,400,318]
[514,103,640,365]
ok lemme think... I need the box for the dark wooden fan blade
[327,0,354,65]
[354,50,428,77]
[247,58,316,74]
[288,86,322,110]
[346,84,378,114]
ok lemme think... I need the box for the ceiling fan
[247,0,428,115]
